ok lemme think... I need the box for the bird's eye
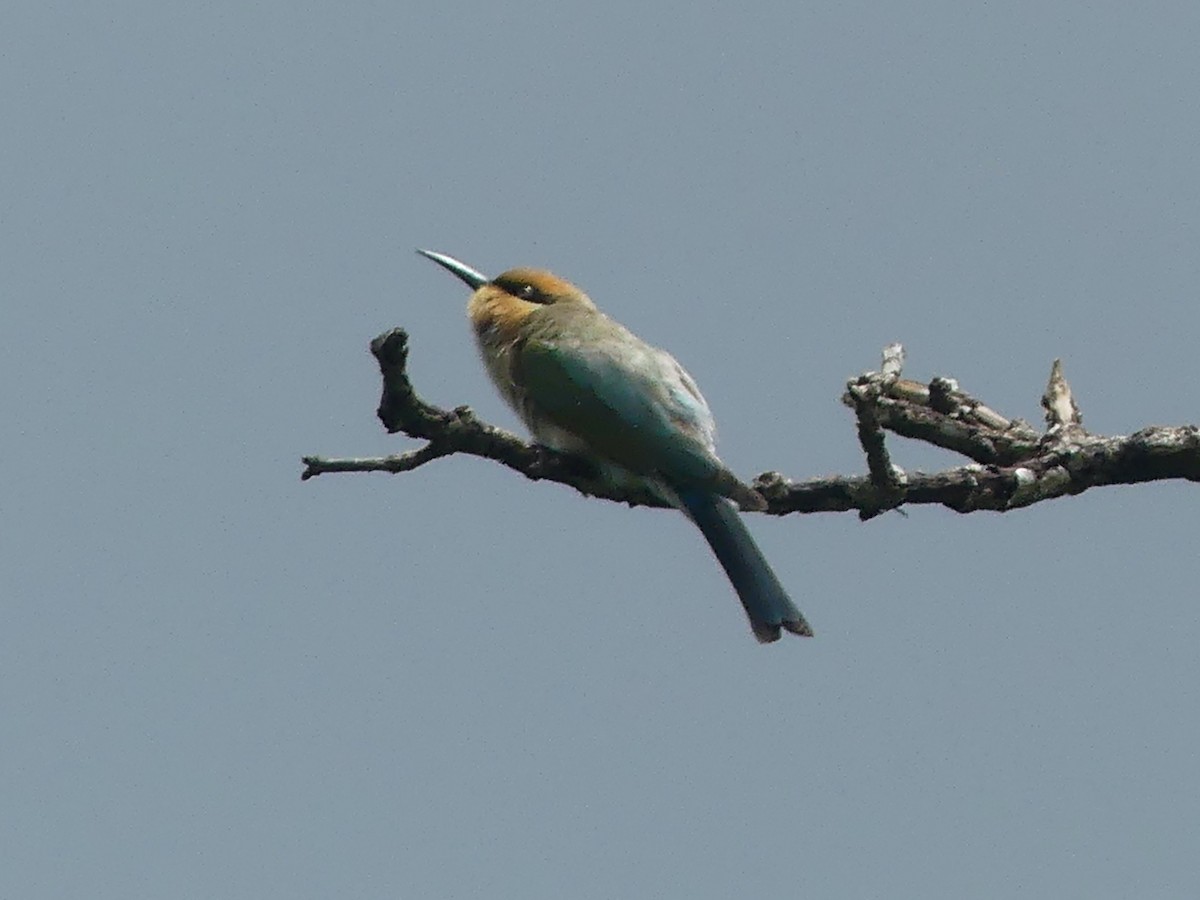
[491,274,553,304]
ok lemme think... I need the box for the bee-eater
[417,249,811,643]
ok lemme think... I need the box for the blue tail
[678,490,812,642]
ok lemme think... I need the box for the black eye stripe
[491,275,554,305]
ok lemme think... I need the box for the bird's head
[417,249,596,337]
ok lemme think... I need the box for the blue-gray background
[5,2,1199,897]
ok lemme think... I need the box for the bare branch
[841,370,1041,466]
[301,330,1200,516]
[758,425,1200,514]
[1042,357,1083,432]
[844,343,907,519]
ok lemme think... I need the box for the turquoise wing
[517,334,723,487]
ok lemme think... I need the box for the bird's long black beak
[416,249,488,290]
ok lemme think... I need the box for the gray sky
[5,2,1200,897]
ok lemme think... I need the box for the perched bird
[417,249,812,643]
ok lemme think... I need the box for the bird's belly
[525,415,590,456]
[524,409,681,508]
